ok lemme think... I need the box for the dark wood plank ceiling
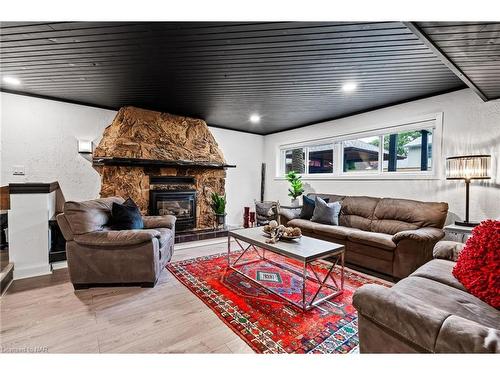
[0,22,466,134]
[415,22,500,101]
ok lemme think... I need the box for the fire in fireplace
[148,176,197,231]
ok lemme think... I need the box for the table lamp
[446,154,491,227]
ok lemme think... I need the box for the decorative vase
[291,198,300,207]
[215,213,226,228]
[243,206,250,228]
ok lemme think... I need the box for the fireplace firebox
[149,190,197,231]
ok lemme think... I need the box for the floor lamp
[446,154,491,227]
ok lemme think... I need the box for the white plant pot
[291,198,300,207]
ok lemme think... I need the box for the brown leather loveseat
[57,196,176,289]
[280,193,448,279]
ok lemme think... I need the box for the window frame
[276,112,443,180]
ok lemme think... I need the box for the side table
[444,224,474,243]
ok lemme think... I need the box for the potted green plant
[285,171,304,206]
[211,192,227,228]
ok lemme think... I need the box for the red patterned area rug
[167,249,389,354]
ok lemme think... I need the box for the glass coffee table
[227,227,345,311]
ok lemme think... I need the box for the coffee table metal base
[227,235,344,311]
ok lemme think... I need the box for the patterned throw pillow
[311,196,341,225]
[452,220,500,308]
[255,201,279,225]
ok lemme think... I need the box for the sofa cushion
[393,276,500,329]
[348,230,396,250]
[371,198,448,235]
[339,196,379,231]
[311,197,341,225]
[411,259,466,292]
[312,223,362,240]
[74,229,161,247]
[287,218,316,233]
[64,196,125,235]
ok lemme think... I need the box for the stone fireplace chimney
[93,106,234,229]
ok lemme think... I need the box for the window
[278,113,441,179]
[342,136,380,173]
[308,144,334,174]
[281,144,334,175]
[283,147,305,174]
[382,129,433,172]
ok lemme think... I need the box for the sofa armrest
[392,227,445,244]
[56,213,74,241]
[353,284,449,352]
[435,315,500,353]
[143,215,176,230]
[74,229,161,247]
[279,207,301,225]
[432,240,464,262]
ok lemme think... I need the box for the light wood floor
[0,240,254,353]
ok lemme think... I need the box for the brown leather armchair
[56,196,176,289]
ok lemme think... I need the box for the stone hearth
[93,106,230,229]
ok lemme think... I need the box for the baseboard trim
[13,264,52,280]
[175,237,227,250]
[51,261,68,270]
[0,263,14,296]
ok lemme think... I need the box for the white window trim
[275,112,443,181]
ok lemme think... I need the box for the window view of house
[342,136,380,172]
[308,144,334,174]
[381,129,433,172]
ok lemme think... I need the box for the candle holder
[249,211,256,227]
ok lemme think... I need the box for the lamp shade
[446,155,491,180]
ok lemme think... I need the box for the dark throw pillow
[110,198,144,230]
[311,196,341,225]
[300,195,329,220]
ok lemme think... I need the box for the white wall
[0,92,264,226]
[264,89,500,223]
[210,128,264,226]
[1,92,116,201]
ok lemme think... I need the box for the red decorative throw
[452,220,500,308]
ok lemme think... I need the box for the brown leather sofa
[353,241,500,353]
[280,193,448,279]
[57,196,176,289]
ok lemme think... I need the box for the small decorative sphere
[269,220,278,228]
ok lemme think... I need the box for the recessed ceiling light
[249,114,261,124]
[2,76,21,86]
[342,82,357,92]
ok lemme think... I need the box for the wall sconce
[78,140,93,154]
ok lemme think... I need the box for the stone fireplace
[92,106,234,230]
